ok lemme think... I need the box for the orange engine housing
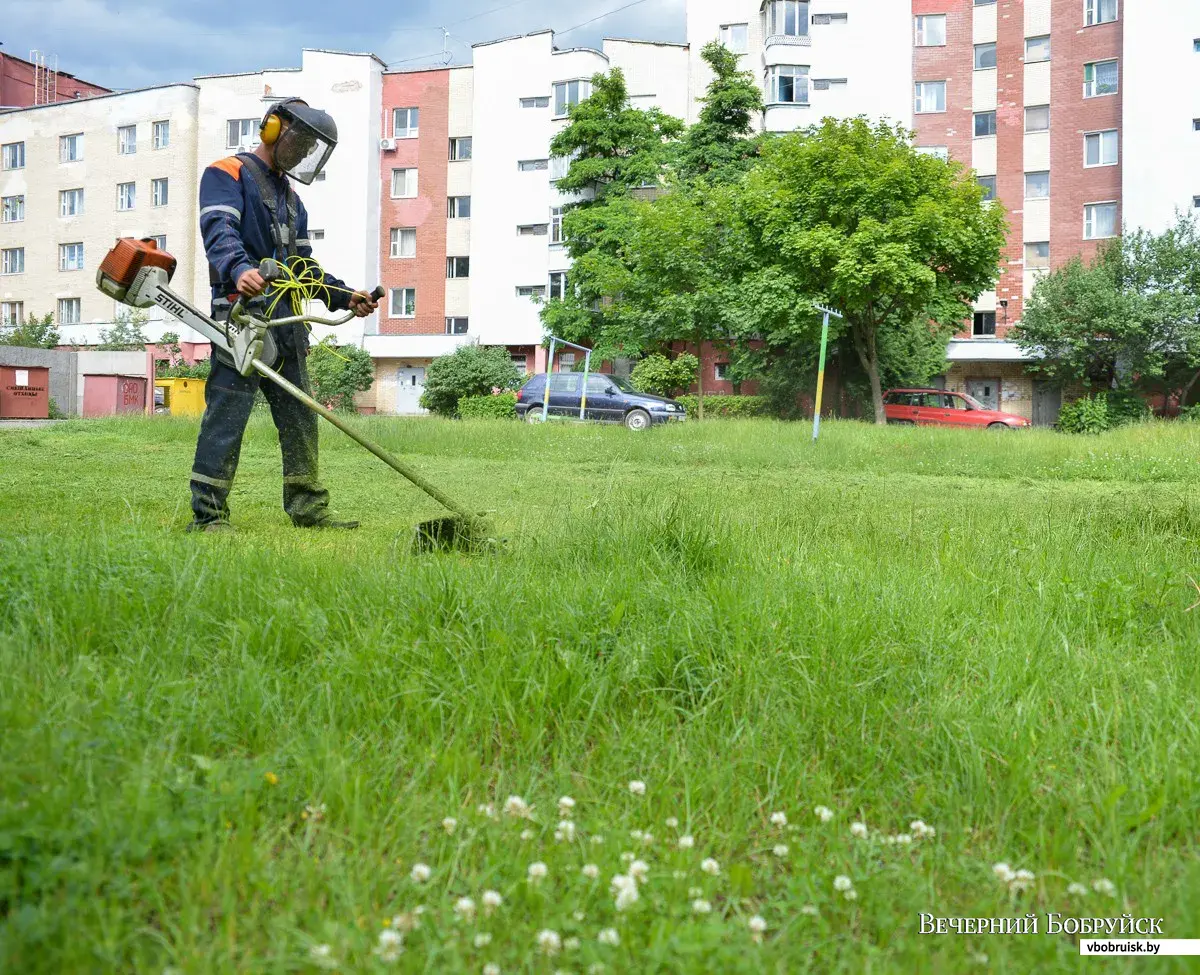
[98,237,178,288]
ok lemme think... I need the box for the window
[512,354,528,372]
[812,78,848,91]
[449,137,472,161]
[518,159,550,172]
[1084,202,1118,239]
[915,81,947,114]
[152,178,169,207]
[391,168,418,198]
[1195,196,1200,209]
[715,362,731,381]
[767,65,810,105]
[914,14,946,46]
[153,120,170,149]
[1025,35,1051,62]
[150,235,167,251]
[1084,60,1118,97]
[812,13,848,25]
[548,271,568,301]
[393,107,419,139]
[517,224,549,236]
[446,317,469,335]
[1025,171,1050,199]
[60,188,84,216]
[1,302,23,326]
[390,228,417,258]
[550,153,577,181]
[310,230,324,241]
[550,206,564,244]
[1025,105,1050,132]
[58,298,82,325]
[1084,129,1118,166]
[118,124,137,155]
[517,285,547,298]
[1085,0,1117,26]
[974,111,997,137]
[60,133,84,162]
[977,176,997,201]
[917,146,949,161]
[59,242,85,271]
[553,79,591,117]
[448,196,471,219]
[226,118,259,149]
[389,288,416,318]
[520,96,551,108]
[1194,119,1200,132]
[1,195,23,223]
[1,142,24,170]
[117,182,136,211]
[1,248,25,275]
[1025,241,1050,267]
[973,311,997,337]
[447,256,470,278]
[719,23,749,54]
[764,1,810,37]
[975,43,997,69]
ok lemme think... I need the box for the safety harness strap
[237,153,299,259]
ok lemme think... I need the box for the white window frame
[548,271,568,301]
[226,118,259,150]
[58,297,82,325]
[1024,171,1050,200]
[449,137,472,161]
[553,79,591,118]
[118,124,137,155]
[550,206,564,244]
[766,65,810,106]
[1025,105,1050,133]
[60,133,84,163]
[1084,129,1119,167]
[1025,35,1051,62]
[974,43,997,70]
[1084,202,1119,240]
[446,256,470,279]
[393,107,419,139]
[391,168,418,199]
[517,224,549,236]
[150,235,167,251]
[520,96,551,109]
[1084,0,1117,27]
[1,195,23,223]
[152,178,169,207]
[389,287,416,319]
[916,146,949,161]
[719,23,749,54]
[518,159,550,172]
[915,81,947,114]
[1084,59,1119,98]
[974,111,997,138]
[117,182,136,211]
[1025,241,1050,268]
[60,188,84,217]
[390,227,417,259]
[517,285,547,299]
[446,317,469,335]
[1,301,24,325]
[448,196,471,219]
[153,120,170,150]
[59,242,85,271]
[914,14,947,46]
[1,247,26,275]
[763,0,810,38]
[1,142,24,170]
[977,176,998,202]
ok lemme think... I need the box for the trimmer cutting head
[411,515,499,554]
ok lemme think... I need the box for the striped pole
[812,304,843,442]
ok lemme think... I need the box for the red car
[884,388,1031,429]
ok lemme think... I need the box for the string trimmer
[96,237,495,553]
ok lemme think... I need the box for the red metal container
[0,365,50,419]
[82,374,147,417]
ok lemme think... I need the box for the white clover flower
[1009,869,1035,893]
[672,869,687,879]
[504,795,533,819]
[628,780,646,796]
[391,910,422,932]
[700,858,720,876]
[309,944,333,962]
[641,832,655,847]
[896,834,913,845]
[454,896,476,922]
[520,828,535,842]
[850,822,869,839]
[474,932,493,948]
[598,927,620,946]
[833,875,853,891]
[375,929,404,962]
[573,911,586,922]
[910,820,936,839]
[972,953,989,965]
[1067,882,1089,896]
[814,806,834,823]
[537,929,562,955]
[483,964,500,975]
[692,898,713,915]
[678,835,695,850]
[587,965,605,975]
[992,862,1016,883]
[564,937,581,952]
[410,863,432,883]
[558,796,576,818]
[482,889,502,914]
[528,861,548,883]
[801,904,820,916]
[478,802,497,820]
[629,859,649,882]
[1092,879,1117,897]
[620,851,636,863]
[665,816,679,829]
[611,873,639,911]
[590,834,605,845]
[582,863,600,880]
[772,844,789,858]
[748,915,767,942]
[688,886,703,898]
[442,817,458,835]
[305,802,327,823]
[770,811,788,828]
[844,888,858,901]
[630,829,645,842]
[554,820,577,843]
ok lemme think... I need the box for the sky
[3,0,687,91]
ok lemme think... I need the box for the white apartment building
[1122,4,1200,235]
[685,0,913,131]
[0,84,201,343]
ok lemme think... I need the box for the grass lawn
[2,415,1199,973]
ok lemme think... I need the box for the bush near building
[675,394,768,418]
[421,345,523,417]
[457,392,517,419]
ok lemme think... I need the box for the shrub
[1105,390,1152,427]
[47,398,66,420]
[675,394,769,418]
[1057,395,1110,434]
[630,353,699,397]
[421,345,523,417]
[1180,404,1200,422]
[307,338,374,412]
[458,392,517,419]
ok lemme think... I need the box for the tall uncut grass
[1,416,1199,973]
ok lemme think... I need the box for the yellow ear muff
[261,113,282,145]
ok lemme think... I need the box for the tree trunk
[695,339,705,420]
[849,323,886,425]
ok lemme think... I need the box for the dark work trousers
[189,329,330,527]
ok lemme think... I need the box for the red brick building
[0,50,108,108]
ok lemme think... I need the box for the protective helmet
[260,97,337,185]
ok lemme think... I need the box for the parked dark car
[515,373,687,430]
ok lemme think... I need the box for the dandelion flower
[700,858,720,876]
[504,795,533,819]
[772,844,789,858]
[801,904,820,917]
[629,859,649,882]
[582,863,600,880]
[692,898,712,915]
[558,796,576,818]
[264,772,279,786]
[474,933,493,948]
[528,861,548,884]
[678,835,695,850]
[442,817,458,835]
[537,929,562,956]
[1067,882,1089,897]
[628,780,646,796]
[665,816,679,829]
[814,806,833,823]
[1092,879,1117,897]
[564,937,581,952]
[833,875,853,892]
[850,822,869,839]
[410,863,432,884]
[483,965,500,975]
[598,927,620,946]
[454,896,476,922]
[770,811,788,828]
[520,828,535,842]
[482,889,502,914]
[611,873,639,911]
[992,862,1016,883]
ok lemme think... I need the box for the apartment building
[0,84,201,342]
[0,50,109,109]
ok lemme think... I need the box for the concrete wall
[0,345,78,413]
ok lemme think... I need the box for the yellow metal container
[154,378,207,417]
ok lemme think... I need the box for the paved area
[0,419,66,430]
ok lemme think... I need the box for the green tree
[0,312,59,349]
[630,352,699,397]
[155,331,211,379]
[741,118,1008,423]
[420,344,522,417]
[675,41,765,183]
[98,310,149,350]
[307,338,374,412]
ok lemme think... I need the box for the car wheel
[988,422,1012,430]
[525,407,546,424]
[625,409,651,431]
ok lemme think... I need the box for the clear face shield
[273,104,337,185]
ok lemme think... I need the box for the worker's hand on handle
[236,268,267,298]
[348,288,381,319]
